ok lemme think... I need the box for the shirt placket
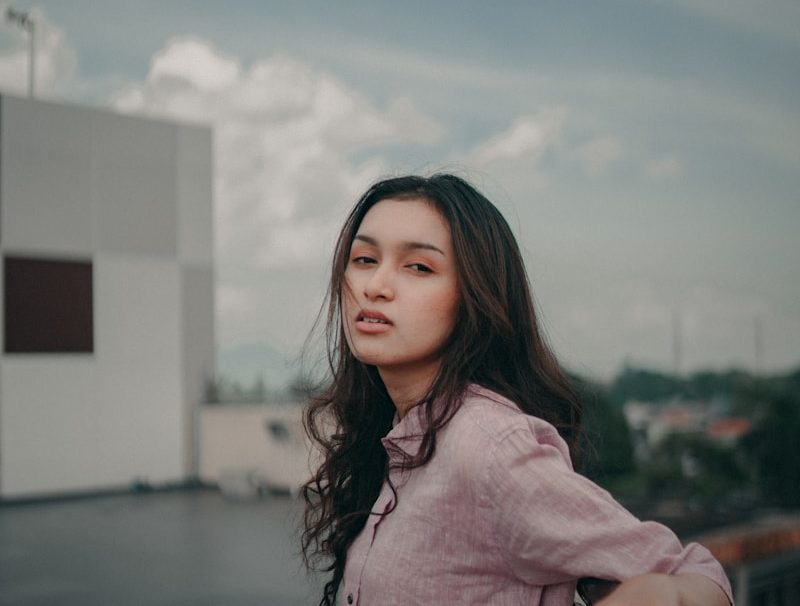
[345,480,397,605]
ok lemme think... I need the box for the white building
[0,95,214,499]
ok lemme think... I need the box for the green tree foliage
[684,369,751,401]
[732,369,800,416]
[571,365,800,512]
[609,366,686,406]
[643,433,748,503]
[574,378,635,481]
[742,391,800,507]
[609,364,769,408]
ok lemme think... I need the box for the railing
[695,514,800,606]
[731,548,800,606]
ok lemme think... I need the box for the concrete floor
[0,489,322,606]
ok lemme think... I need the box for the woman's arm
[480,417,733,603]
[596,572,731,606]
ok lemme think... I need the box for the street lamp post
[5,6,36,98]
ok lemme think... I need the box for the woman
[302,174,733,606]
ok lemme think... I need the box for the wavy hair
[301,174,581,605]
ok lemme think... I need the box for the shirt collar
[381,403,427,460]
[379,384,494,460]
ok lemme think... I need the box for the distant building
[0,95,214,499]
[706,417,752,446]
[200,402,313,497]
[647,400,707,445]
[623,397,748,464]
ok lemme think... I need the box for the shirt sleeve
[480,419,733,602]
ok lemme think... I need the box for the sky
[1,0,798,387]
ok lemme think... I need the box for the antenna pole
[672,307,682,377]
[5,7,35,98]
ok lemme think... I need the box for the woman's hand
[594,573,730,606]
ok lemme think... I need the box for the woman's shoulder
[445,384,569,459]
[433,384,574,496]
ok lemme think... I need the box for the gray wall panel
[1,97,94,254]
[177,125,214,265]
[92,112,178,256]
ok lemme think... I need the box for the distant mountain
[216,341,301,392]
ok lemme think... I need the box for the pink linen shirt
[342,385,733,605]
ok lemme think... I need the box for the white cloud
[0,7,76,98]
[149,38,240,92]
[112,36,442,349]
[469,109,566,166]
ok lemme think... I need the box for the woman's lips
[356,309,393,333]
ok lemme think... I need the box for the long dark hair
[301,173,581,605]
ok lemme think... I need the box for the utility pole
[5,6,35,98]
[754,315,764,374]
[672,307,682,377]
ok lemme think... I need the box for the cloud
[0,7,77,98]
[148,38,240,92]
[469,109,566,166]
[112,36,442,348]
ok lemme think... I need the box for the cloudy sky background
[1,0,798,386]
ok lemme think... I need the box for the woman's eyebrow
[354,234,445,256]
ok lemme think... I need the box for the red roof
[706,417,751,441]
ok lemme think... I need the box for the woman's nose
[363,266,394,300]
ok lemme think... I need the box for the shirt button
[347,593,354,604]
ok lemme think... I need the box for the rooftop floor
[0,489,320,606]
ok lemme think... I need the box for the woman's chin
[352,351,390,368]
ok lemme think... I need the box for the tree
[609,366,685,406]
[643,433,748,503]
[685,369,750,400]
[575,379,635,481]
[742,391,800,507]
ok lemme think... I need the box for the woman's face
[342,197,460,381]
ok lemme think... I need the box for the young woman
[302,174,733,606]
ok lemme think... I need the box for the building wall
[199,404,313,495]
[0,95,214,498]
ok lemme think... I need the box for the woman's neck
[378,364,439,419]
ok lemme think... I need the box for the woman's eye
[352,256,376,265]
[408,263,433,273]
